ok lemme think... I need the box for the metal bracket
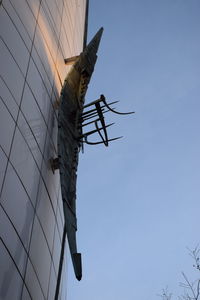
[64,55,80,65]
[50,157,60,173]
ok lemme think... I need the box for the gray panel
[0,206,27,276]
[0,6,30,75]
[31,47,53,94]
[0,39,24,105]
[0,240,23,300]
[9,0,37,41]
[25,258,45,300]
[26,59,50,124]
[41,122,59,212]
[3,0,32,50]
[47,266,57,300]
[0,98,15,154]
[56,192,65,239]
[37,5,59,65]
[41,161,59,213]
[0,76,19,120]
[21,286,32,300]
[36,179,56,251]
[20,83,47,154]
[17,112,43,171]
[24,0,40,20]
[0,0,88,299]
[29,216,51,298]
[1,162,34,250]
[0,147,7,192]
[52,224,62,275]
[55,0,64,20]
[33,26,55,89]
[41,0,62,48]
[9,124,41,206]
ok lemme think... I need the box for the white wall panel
[8,0,37,47]
[0,148,7,191]
[3,0,32,50]
[0,206,28,276]
[48,266,57,300]
[9,123,41,207]
[0,0,87,299]
[0,77,19,120]
[17,112,44,173]
[0,39,24,105]
[1,162,35,250]
[29,216,51,298]
[0,99,15,154]
[0,240,24,300]
[36,179,56,251]
[25,258,45,300]
[0,8,30,75]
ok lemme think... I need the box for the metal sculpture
[79,94,134,146]
[52,27,134,282]
[56,28,104,281]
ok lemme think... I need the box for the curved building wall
[0,0,87,299]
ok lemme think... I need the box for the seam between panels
[63,0,75,57]
[0,81,58,206]
[32,10,63,87]
[0,83,59,211]
[1,4,59,141]
[47,194,61,300]
[0,181,58,300]
[6,0,62,104]
[0,26,44,198]
[7,0,59,104]
[41,0,65,60]
[0,2,66,299]
[0,8,47,296]
[0,37,58,161]
[1,0,68,239]
[72,3,80,53]
[20,0,65,294]
[0,42,48,246]
[0,3,62,300]
[0,237,33,300]
[40,0,67,236]
[0,142,59,270]
[10,2,44,299]
[43,0,65,296]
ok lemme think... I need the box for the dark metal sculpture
[54,27,134,282]
[57,28,104,281]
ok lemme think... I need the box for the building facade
[0,0,88,299]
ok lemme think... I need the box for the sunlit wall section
[0,0,87,299]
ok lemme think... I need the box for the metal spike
[83,100,118,110]
[83,136,123,146]
[80,118,100,128]
[79,123,114,139]
[100,94,135,115]
[80,109,110,122]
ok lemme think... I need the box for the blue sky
[67,1,200,299]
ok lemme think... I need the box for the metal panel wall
[0,0,86,299]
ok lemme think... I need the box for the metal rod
[79,123,114,139]
[54,225,67,300]
[83,136,123,145]
[100,94,135,115]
